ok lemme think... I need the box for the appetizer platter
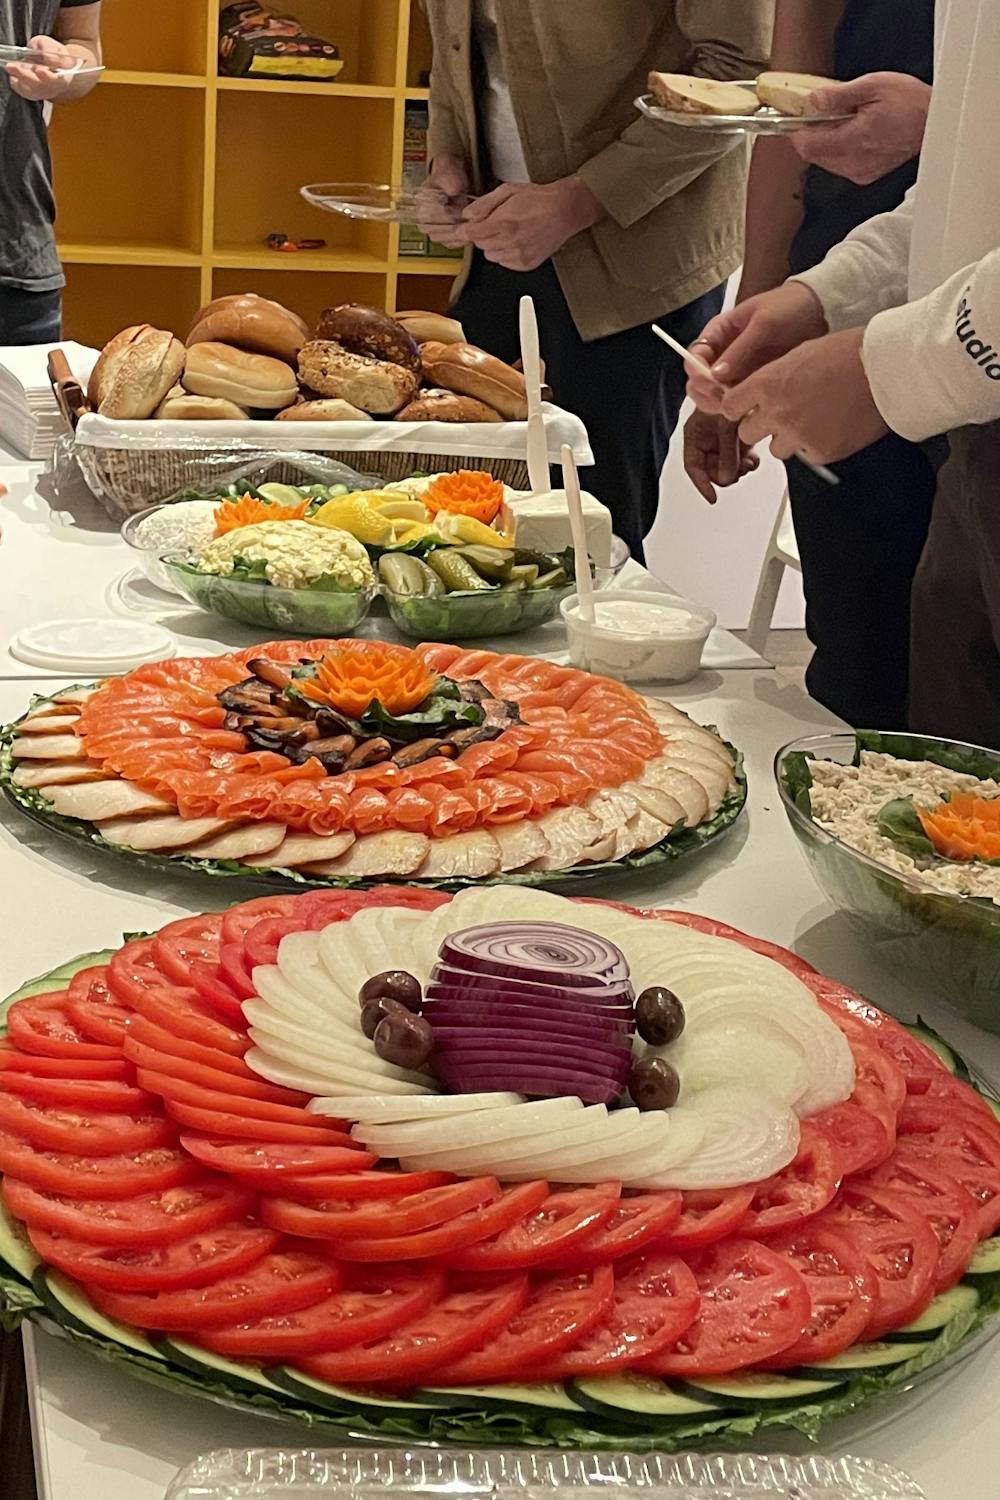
[0,639,746,888]
[639,71,852,136]
[2,885,999,1452]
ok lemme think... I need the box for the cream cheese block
[506,488,613,567]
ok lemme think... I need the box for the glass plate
[165,1448,925,1500]
[301,181,475,228]
[0,42,103,77]
[636,91,852,136]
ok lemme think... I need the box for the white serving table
[2,447,999,1500]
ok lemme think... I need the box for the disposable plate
[0,43,103,77]
[301,181,475,228]
[636,90,852,136]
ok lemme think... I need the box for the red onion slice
[431,1031,634,1074]
[438,922,630,988]
[423,999,632,1040]
[433,965,635,1004]
[425,985,635,1023]
[435,1063,625,1105]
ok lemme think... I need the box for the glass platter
[0,42,103,78]
[636,90,852,137]
[301,182,475,229]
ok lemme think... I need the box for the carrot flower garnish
[215,494,309,535]
[298,642,437,719]
[918,791,1000,861]
[424,470,505,525]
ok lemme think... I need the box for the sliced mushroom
[393,737,455,768]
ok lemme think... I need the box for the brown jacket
[426,0,774,340]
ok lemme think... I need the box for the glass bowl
[121,503,219,595]
[774,730,1000,1033]
[382,567,614,642]
[162,556,376,636]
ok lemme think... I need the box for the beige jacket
[426,0,774,340]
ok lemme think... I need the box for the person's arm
[791,188,916,332]
[6,4,102,104]
[575,1,775,230]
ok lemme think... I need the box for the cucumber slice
[417,1382,586,1415]
[568,1374,722,1427]
[34,1269,163,1360]
[158,1338,283,1394]
[269,1367,437,1414]
[679,1371,846,1409]
[905,1024,957,1073]
[967,1236,1000,1275]
[0,1197,39,1282]
[795,1340,927,1377]
[988,1099,1000,1127]
[885,1285,980,1340]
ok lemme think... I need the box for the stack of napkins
[0,341,98,460]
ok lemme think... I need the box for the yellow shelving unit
[51,0,459,348]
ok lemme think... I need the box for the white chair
[745,486,802,656]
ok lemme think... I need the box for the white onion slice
[309,1092,521,1122]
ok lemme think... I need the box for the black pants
[787,432,939,729]
[910,423,1000,749]
[451,253,724,562]
[0,284,62,345]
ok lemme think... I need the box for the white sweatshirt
[793,0,1000,442]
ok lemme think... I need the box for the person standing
[423,1,773,562]
[1,2,103,345]
[683,0,935,729]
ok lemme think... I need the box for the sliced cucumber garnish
[0,1197,39,1282]
[795,1340,927,1377]
[418,1382,586,1415]
[905,1024,957,1073]
[35,1270,163,1360]
[568,1374,723,1426]
[885,1285,980,1340]
[679,1371,846,1409]
[968,1236,1000,1276]
[269,1368,437,1413]
[159,1338,282,1393]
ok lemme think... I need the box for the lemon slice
[310,496,394,546]
[435,514,515,548]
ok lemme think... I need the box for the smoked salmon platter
[0,639,746,890]
[2,885,999,1449]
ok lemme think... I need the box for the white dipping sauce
[562,591,715,684]
[590,599,698,637]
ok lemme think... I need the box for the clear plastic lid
[9,617,175,673]
[301,181,474,227]
[0,43,104,78]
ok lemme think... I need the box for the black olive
[360,996,407,1040]
[359,969,423,1013]
[635,986,685,1047]
[373,1011,435,1070]
[630,1056,681,1111]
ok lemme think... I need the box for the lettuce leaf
[877,797,938,858]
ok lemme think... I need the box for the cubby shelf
[52,0,457,348]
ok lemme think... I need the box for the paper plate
[9,618,176,674]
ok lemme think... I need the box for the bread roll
[275,399,372,422]
[298,340,420,416]
[154,390,249,421]
[88,324,157,408]
[396,389,503,423]
[182,342,298,411]
[98,332,187,421]
[420,342,528,421]
[395,310,466,346]
[187,294,308,363]
[755,71,838,117]
[648,72,759,116]
[315,304,421,373]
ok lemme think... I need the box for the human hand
[417,154,472,246]
[792,72,932,186]
[683,410,759,505]
[456,177,603,272]
[684,283,828,415]
[720,327,889,464]
[5,34,78,101]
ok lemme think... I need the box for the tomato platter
[2,885,1000,1452]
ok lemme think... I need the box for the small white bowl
[561,589,716,683]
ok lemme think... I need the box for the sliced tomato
[131,986,248,1057]
[65,967,131,1046]
[273,1169,455,1201]
[737,1123,841,1237]
[164,1098,361,1148]
[220,895,305,948]
[0,1133,198,1199]
[301,1273,529,1386]
[0,1093,175,1155]
[915,1069,1000,1129]
[331,1180,551,1262]
[863,1155,980,1290]
[808,1101,893,1178]
[640,1238,811,1377]
[178,1136,365,1183]
[2,1176,252,1247]
[872,1023,952,1096]
[136,1067,331,1128]
[443,1185,620,1271]
[107,940,163,1009]
[759,1223,877,1369]
[28,1222,278,1291]
[124,1015,252,1080]
[0,1045,128,1082]
[6,992,118,1061]
[218,944,257,1003]
[533,1253,700,1379]
[87,1249,342,1332]
[123,1037,308,1107]
[851,1042,906,1132]
[896,1101,1000,1237]
[658,1186,756,1252]
[823,1183,940,1338]
[298,890,372,928]
[424,1267,615,1385]
[539,1193,682,1270]
[243,915,309,974]
[151,915,222,987]
[188,960,246,1024]
[196,1265,445,1359]
[0,1069,154,1112]
[261,1178,499,1242]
